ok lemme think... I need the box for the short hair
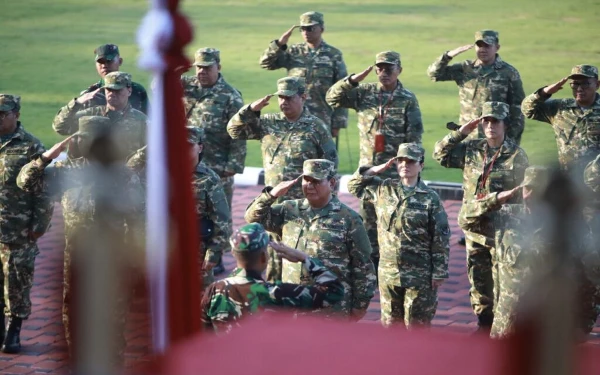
[233,247,266,266]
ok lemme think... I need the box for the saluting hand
[496,185,523,204]
[365,157,396,176]
[349,66,373,84]
[249,95,273,112]
[76,88,102,105]
[269,176,302,198]
[542,77,569,96]
[270,241,307,263]
[277,25,299,47]
[447,44,474,58]
[459,117,481,136]
[42,135,75,161]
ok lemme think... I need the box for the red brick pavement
[0,185,598,374]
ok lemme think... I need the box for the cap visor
[302,172,327,180]
[375,61,397,66]
[103,84,126,90]
[568,74,595,79]
[194,61,216,67]
[0,105,13,111]
[273,90,297,97]
[95,54,117,62]
[300,22,320,26]
[394,155,420,162]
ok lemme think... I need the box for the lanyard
[478,143,503,196]
[377,84,398,131]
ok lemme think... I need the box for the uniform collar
[472,54,504,69]
[473,137,517,154]
[299,195,341,214]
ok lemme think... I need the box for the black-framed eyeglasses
[570,81,593,89]
[300,26,316,32]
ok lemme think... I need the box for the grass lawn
[2,0,599,181]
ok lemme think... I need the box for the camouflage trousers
[62,240,130,367]
[0,242,39,318]
[359,200,380,273]
[220,175,234,212]
[379,266,437,327]
[465,232,495,325]
[490,263,527,338]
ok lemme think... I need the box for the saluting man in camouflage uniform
[427,30,525,144]
[245,159,375,320]
[347,143,450,327]
[64,44,148,114]
[227,77,338,200]
[522,65,600,174]
[259,11,348,136]
[201,223,344,333]
[18,116,144,366]
[326,51,424,273]
[0,95,53,354]
[53,71,147,159]
[460,166,551,338]
[182,47,246,209]
[433,101,528,332]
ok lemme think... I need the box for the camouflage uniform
[259,11,348,132]
[522,65,600,173]
[460,167,549,338]
[182,48,246,208]
[73,44,148,114]
[0,95,53,321]
[227,77,338,200]
[427,30,525,144]
[245,159,375,318]
[433,102,529,327]
[326,51,424,270]
[201,223,344,333]
[53,71,147,158]
[347,144,450,327]
[17,116,144,363]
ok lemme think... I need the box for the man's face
[570,77,600,105]
[475,42,499,65]
[105,87,132,109]
[0,110,19,134]
[300,24,323,44]
[375,63,400,87]
[195,64,220,87]
[482,117,506,142]
[95,57,122,78]
[278,93,304,118]
[395,157,423,179]
[302,175,333,204]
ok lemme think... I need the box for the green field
[2,0,599,181]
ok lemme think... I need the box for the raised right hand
[43,135,75,161]
[249,95,273,112]
[76,88,102,105]
[277,25,299,47]
[459,117,481,136]
[497,185,523,204]
[542,77,569,95]
[269,176,301,198]
[365,158,396,176]
[447,44,474,58]
[349,65,373,84]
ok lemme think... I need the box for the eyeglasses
[300,26,317,32]
[570,81,594,89]
[0,112,13,121]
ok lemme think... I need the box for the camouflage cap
[186,126,205,144]
[521,165,550,189]
[76,116,112,137]
[194,47,220,67]
[273,76,306,96]
[94,44,120,62]
[481,101,509,120]
[395,142,424,162]
[299,11,324,26]
[302,159,336,180]
[230,223,270,252]
[375,51,401,67]
[103,71,132,90]
[474,30,499,45]
[568,64,598,79]
[0,94,21,112]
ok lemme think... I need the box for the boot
[2,316,22,354]
[473,314,493,335]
